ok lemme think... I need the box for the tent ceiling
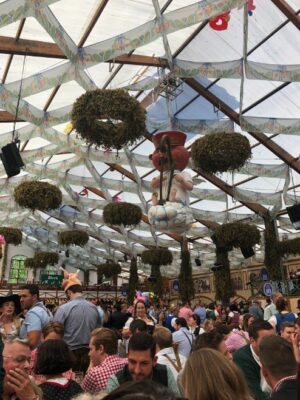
[0,0,299,276]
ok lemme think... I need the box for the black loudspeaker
[286,204,300,230]
[0,142,24,177]
[195,258,202,266]
[241,247,255,259]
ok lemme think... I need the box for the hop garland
[103,202,142,227]
[71,89,147,150]
[192,132,251,174]
[14,181,62,211]
[58,230,89,247]
[0,227,22,245]
[141,249,173,266]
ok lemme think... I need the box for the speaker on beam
[240,246,255,259]
[0,142,24,178]
[286,204,300,230]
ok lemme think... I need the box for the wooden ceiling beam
[0,36,167,67]
[271,0,300,29]
[0,111,23,123]
[77,0,110,48]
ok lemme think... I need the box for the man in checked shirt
[81,328,127,393]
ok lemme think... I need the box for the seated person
[107,332,180,396]
[35,339,82,400]
[2,338,42,400]
[82,328,128,393]
[30,321,74,383]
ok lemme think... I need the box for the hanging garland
[178,250,194,304]
[103,202,142,227]
[0,227,22,245]
[141,249,173,266]
[264,216,282,281]
[14,181,62,211]
[214,222,260,249]
[128,257,139,304]
[278,238,300,256]
[71,89,147,150]
[148,264,163,299]
[214,249,234,304]
[24,257,38,269]
[58,230,89,247]
[191,132,251,174]
[34,252,59,269]
[95,262,121,278]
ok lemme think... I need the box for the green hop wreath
[71,89,147,150]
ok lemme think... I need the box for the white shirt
[172,327,194,358]
[156,346,187,380]
[250,345,272,394]
[268,311,297,327]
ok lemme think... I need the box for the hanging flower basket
[191,132,251,174]
[14,181,62,211]
[58,230,89,247]
[24,258,38,269]
[71,89,147,150]
[96,262,121,278]
[34,252,59,268]
[0,227,22,245]
[141,248,173,266]
[103,202,142,227]
[215,222,260,249]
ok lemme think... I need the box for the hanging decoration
[264,213,300,280]
[278,238,300,256]
[103,202,142,227]
[214,249,235,304]
[128,257,139,305]
[209,12,231,31]
[0,227,22,245]
[14,181,62,211]
[178,250,195,304]
[58,230,89,247]
[264,216,282,281]
[214,222,260,257]
[247,0,256,16]
[148,131,194,234]
[141,249,172,299]
[141,248,173,266]
[95,261,121,279]
[71,89,147,150]
[34,252,59,269]
[191,132,251,174]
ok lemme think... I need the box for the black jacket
[116,364,168,387]
[270,379,298,400]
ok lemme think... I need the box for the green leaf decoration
[178,250,194,304]
[103,202,142,227]
[58,230,89,247]
[71,89,147,150]
[0,227,22,245]
[191,132,251,174]
[141,249,173,266]
[14,181,62,211]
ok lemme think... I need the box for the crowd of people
[0,274,299,400]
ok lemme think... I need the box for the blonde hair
[181,348,252,400]
[203,319,214,332]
